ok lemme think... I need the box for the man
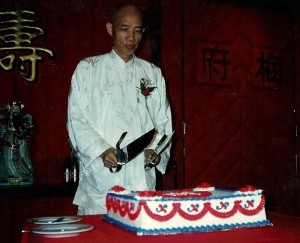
[67,3,172,215]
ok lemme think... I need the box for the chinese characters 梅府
[198,43,284,89]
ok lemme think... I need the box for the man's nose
[127,29,136,41]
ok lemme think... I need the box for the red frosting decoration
[239,185,257,192]
[138,190,163,197]
[198,182,212,188]
[106,196,141,220]
[110,185,126,192]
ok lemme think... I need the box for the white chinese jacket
[67,50,172,214]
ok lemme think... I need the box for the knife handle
[116,148,126,163]
[144,161,155,171]
[144,135,166,171]
[109,164,122,173]
[110,148,126,173]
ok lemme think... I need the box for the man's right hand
[100,148,117,168]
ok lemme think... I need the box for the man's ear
[106,22,113,36]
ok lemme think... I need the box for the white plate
[29,216,82,225]
[30,224,93,237]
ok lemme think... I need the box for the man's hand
[100,148,117,168]
[144,149,161,167]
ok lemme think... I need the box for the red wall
[183,1,296,215]
[295,4,300,214]
[161,0,299,215]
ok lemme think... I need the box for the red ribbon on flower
[138,78,156,97]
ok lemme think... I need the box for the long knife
[110,128,156,173]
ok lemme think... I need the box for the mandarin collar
[110,49,135,68]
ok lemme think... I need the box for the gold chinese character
[0,8,54,82]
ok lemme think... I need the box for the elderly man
[67,3,172,215]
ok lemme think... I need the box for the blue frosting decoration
[103,215,272,235]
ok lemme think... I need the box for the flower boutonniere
[138,78,156,98]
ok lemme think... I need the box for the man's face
[107,6,144,63]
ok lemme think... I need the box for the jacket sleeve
[146,67,173,174]
[67,60,111,168]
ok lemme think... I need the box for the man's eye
[134,29,143,33]
[120,27,128,31]
[117,26,144,33]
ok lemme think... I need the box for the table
[21,212,300,243]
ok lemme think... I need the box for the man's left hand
[144,149,160,167]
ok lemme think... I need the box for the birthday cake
[104,183,271,235]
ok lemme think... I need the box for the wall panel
[183,0,296,214]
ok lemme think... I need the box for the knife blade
[125,128,156,162]
[110,128,156,173]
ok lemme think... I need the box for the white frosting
[193,186,215,192]
[105,187,270,235]
[234,189,263,195]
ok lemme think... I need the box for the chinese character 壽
[0,8,53,82]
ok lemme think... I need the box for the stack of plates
[24,216,93,238]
